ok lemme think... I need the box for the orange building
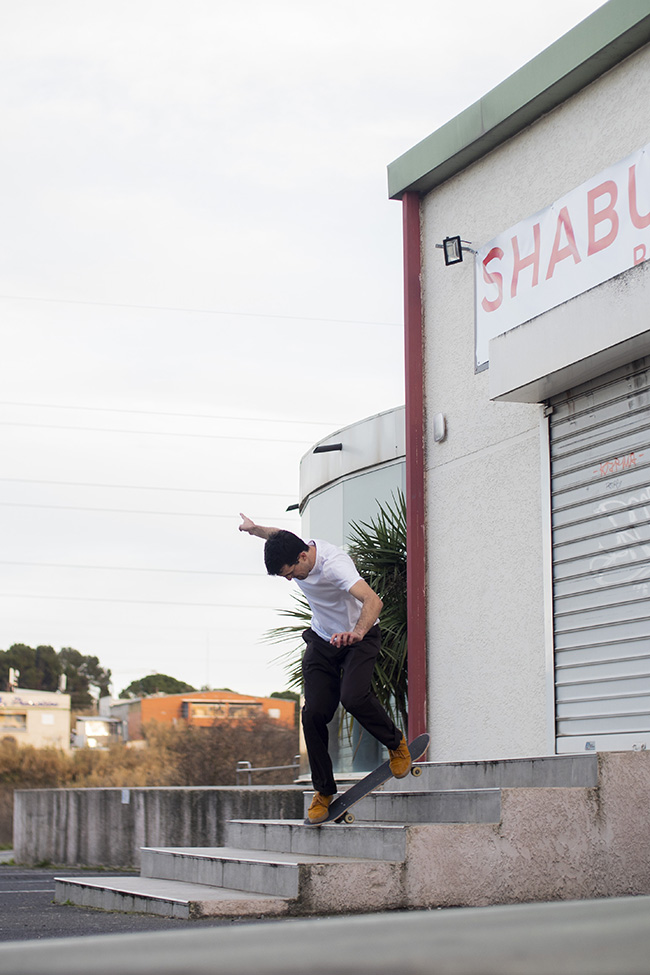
[110,690,296,741]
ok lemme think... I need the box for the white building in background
[0,689,71,749]
[299,406,405,546]
[388,0,650,761]
[298,407,405,772]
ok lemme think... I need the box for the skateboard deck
[303,733,430,827]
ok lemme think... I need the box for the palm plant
[265,490,408,730]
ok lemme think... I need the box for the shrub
[0,714,300,842]
[157,715,298,786]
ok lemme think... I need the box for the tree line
[0,646,301,711]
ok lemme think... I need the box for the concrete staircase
[54,751,650,916]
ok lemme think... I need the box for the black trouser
[301,625,401,796]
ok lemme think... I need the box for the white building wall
[300,407,405,547]
[0,689,71,749]
[421,43,650,761]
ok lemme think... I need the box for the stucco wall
[403,750,650,907]
[420,42,650,760]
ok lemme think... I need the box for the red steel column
[402,191,427,739]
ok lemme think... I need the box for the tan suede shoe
[389,734,412,778]
[307,792,333,824]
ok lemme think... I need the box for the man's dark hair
[264,530,309,575]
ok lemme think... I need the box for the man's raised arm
[238,513,280,540]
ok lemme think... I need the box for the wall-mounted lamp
[313,443,343,454]
[436,236,476,266]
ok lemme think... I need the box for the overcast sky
[1,0,607,699]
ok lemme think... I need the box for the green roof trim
[387,0,650,199]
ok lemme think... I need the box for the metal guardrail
[236,755,301,786]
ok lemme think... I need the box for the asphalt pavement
[1,856,650,974]
[0,862,295,941]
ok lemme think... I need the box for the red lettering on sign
[635,244,647,265]
[587,180,619,255]
[481,247,504,313]
[546,207,581,279]
[511,223,541,298]
[629,164,650,230]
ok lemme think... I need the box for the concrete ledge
[14,785,304,868]
[388,754,599,792]
[4,896,650,974]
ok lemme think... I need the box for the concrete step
[358,788,501,823]
[225,819,409,860]
[56,844,404,917]
[301,787,502,824]
[141,846,302,898]
[140,845,400,899]
[52,754,602,921]
[54,785,504,919]
[52,751,648,919]
[54,875,292,919]
[387,754,599,792]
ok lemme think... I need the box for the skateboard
[303,733,430,826]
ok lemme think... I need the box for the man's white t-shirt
[295,539,369,642]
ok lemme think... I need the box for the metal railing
[235,755,301,786]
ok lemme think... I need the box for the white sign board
[475,143,650,370]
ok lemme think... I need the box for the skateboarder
[239,514,411,823]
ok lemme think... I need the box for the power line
[0,477,292,498]
[0,421,313,445]
[0,615,287,635]
[0,401,338,428]
[0,560,263,577]
[0,502,298,519]
[0,293,403,328]
[0,592,285,609]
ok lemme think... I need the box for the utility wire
[0,477,292,497]
[0,293,402,328]
[0,560,262,576]
[0,401,338,428]
[0,592,285,609]
[0,502,298,519]
[0,616,283,634]
[0,421,313,444]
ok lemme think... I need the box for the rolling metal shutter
[550,358,650,753]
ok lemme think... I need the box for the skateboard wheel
[411,765,422,777]
[342,812,355,824]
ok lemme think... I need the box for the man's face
[277,551,311,582]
